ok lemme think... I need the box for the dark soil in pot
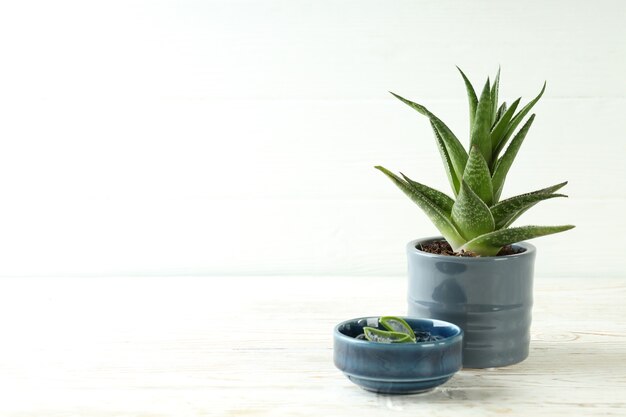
[419,240,526,257]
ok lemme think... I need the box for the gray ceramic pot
[407,237,536,368]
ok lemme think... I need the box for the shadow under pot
[406,236,536,369]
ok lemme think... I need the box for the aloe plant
[377,68,574,256]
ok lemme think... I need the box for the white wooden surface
[0,275,624,416]
[0,1,625,278]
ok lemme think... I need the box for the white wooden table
[0,276,624,416]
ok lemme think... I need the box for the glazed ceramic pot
[333,317,463,394]
[406,237,536,368]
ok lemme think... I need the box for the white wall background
[0,0,624,277]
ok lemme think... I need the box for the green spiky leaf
[490,67,501,125]
[462,225,575,256]
[494,82,546,160]
[469,79,493,166]
[494,101,508,126]
[491,98,521,151]
[390,92,468,193]
[463,146,493,205]
[492,114,536,202]
[380,316,416,341]
[491,192,567,229]
[451,180,495,241]
[400,173,454,214]
[375,166,465,249]
[430,121,460,194]
[363,327,414,343]
[456,66,478,133]
[496,181,568,227]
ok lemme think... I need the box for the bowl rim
[334,316,463,348]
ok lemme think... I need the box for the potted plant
[376,68,574,368]
[333,316,463,394]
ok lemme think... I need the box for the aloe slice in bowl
[379,316,416,341]
[363,327,414,343]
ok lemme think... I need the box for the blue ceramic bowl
[333,317,463,394]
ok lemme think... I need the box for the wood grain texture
[0,276,624,416]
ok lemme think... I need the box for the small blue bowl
[333,317,463,394]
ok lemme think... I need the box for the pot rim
[407,236,536,262]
